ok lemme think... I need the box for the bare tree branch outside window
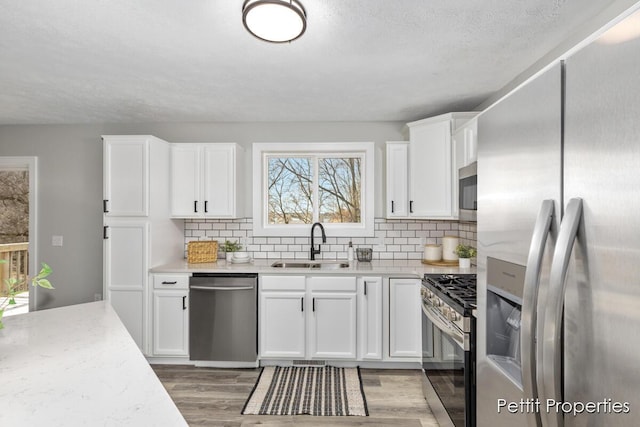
[267,155,362,225]
[318,158,361,223]
[268,158,313,224]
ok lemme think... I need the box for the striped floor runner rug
[242,366,368,416]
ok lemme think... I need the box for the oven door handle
[521,199,554,427]
[422,303,464,349]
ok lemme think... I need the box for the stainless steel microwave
[459,162,477,222]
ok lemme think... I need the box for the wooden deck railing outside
[0,242,29,295]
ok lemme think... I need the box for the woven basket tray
[188,240,218,263]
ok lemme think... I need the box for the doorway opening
[0,157,37,315]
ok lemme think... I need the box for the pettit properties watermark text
[497,398,630,417]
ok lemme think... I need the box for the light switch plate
[52,235,63,246]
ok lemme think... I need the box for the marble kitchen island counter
[0,301,187,427]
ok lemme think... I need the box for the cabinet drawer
[261,275,306,291]
[153,274,189,290]
[308,276,356,292]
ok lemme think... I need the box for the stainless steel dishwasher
[189,273,258,363]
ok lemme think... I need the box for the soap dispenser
[347,241,354,261]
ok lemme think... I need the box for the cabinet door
[359,277,383,360]
[103,220,148,351]
[103,137,149,216]
[259,291,306,358]
[170,144,202,218]
[309,292,357,359]
[203,145,235,217]
[389,278,421,358]
[152,290,189,356]
[385,142,409,218]
[409,120,453,218]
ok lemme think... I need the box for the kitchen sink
[270,262,314,268]
[270,261,350,269]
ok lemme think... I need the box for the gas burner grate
[424,273,477,311]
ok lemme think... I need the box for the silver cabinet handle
[541,198,583,427]
[521,199,554,427]
[190,286,254,291]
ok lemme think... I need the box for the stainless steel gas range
[421,274,477,427]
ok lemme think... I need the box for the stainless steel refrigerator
[477,8,640,427]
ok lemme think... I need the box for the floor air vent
[293,360,326,366]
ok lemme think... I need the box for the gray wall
[0,121,404,309]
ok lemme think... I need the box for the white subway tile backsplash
[182,218,476,261]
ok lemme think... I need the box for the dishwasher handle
[191,273,258,279]
[190,285,254,291]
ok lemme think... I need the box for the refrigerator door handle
[541,198,583,427]
[521,199,554,427]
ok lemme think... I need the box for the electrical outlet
[52,235,63,247]
[94,293,102,301]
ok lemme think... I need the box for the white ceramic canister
[442,236,459,261]
[423,244,443,261]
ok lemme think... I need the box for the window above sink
[252,142,375,237]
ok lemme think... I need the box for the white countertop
[151,258,476,276]
[0,301,187,427]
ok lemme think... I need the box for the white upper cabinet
[453,117,478,170]
[387,113,477,219]
[408,118,453,218]
[385,142,409,218]
[170,144,201,217]
[103,136,150,216]
[170,143,244,218]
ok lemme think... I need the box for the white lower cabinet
[259,276,306,359]
[259,275,365,361]
[151,274,189,357]
[256,275,420,363]
[308,276,357,359]
[260,291,306,358]
[389,278,421,358]
[104,220,148,351]
[358,276,383,360]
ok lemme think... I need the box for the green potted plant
[0,261,53,329]
[454,244,477,269]
[222,240,243,261]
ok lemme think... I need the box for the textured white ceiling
[0,0,615,124]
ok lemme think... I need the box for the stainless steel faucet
[310,222,326,260]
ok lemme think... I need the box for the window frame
[252,142,375,237]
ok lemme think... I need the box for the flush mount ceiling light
[242,0,307,43]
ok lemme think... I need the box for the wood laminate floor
[152,365,440,427]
